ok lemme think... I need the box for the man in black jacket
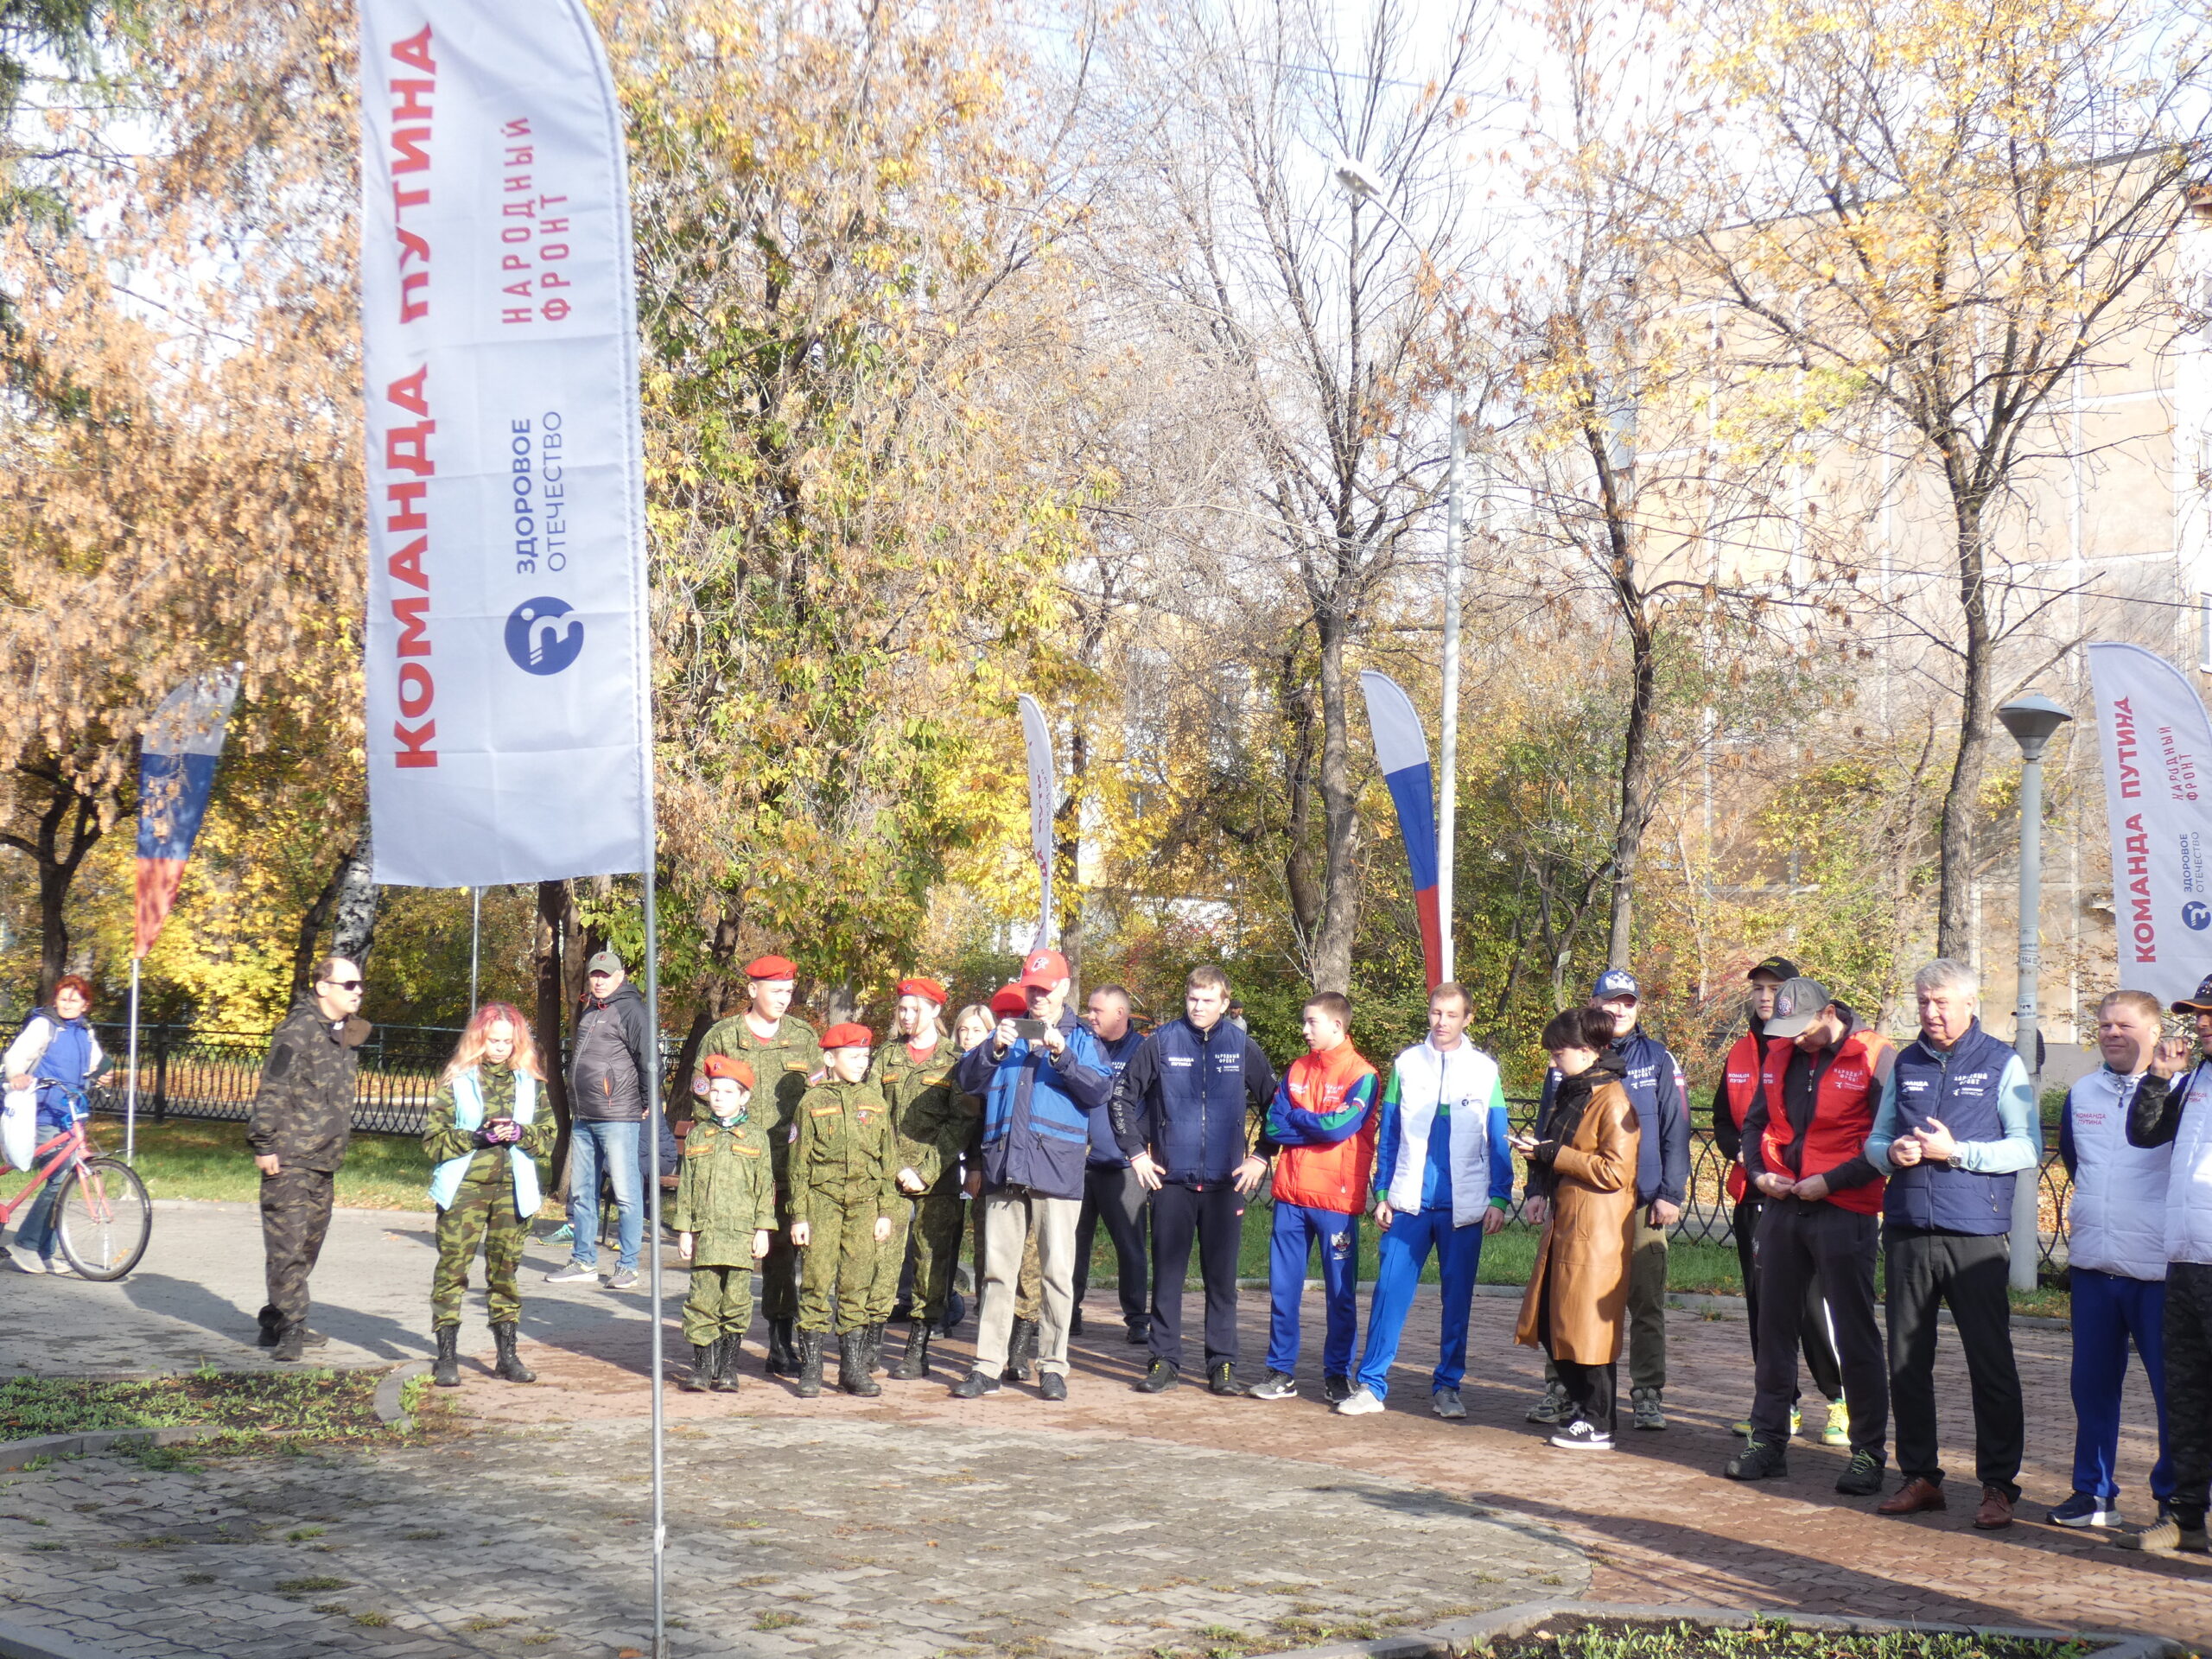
[548,950,657,1289]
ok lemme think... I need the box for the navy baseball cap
[1592,969,1640,1001]
[2174,975,2212,1014]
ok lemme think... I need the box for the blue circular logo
[504,597,584,676]
[2184,901,2211,931]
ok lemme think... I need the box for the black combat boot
[491,1322,536,1383]
[272,1321,307,1363]
[710,1336,741,1394]
[794,1330,824,1397]
[432,1325,461,1388]
[682,1343,714,1393]
[866,1322,888,1376]
[1001,1317,1039,1382]
[766,1319,798,1376]
[257,1305,283,1348]
[839,1331,881,1397]
[892,1322,931,1380]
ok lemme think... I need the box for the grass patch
[1486,1619,2092,1659]
[753,1611,803,1631]
[91,1116,437,1211]
[275,1575,351,1594]
[0,1370,395,1449]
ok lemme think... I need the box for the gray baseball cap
[1764,976,1832,1040]
[584,950,625,977]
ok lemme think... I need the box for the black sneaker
[1039,1371,1068,1402]
[1068,1307,1085,1337]
[1724,1436,1789,1481]
[1322,1374,1353,1405]
[1835,1450,1885,1497]
[1124,1321,1148,1346]
[1547,1419,1613,1451]
[1136,1359,1179,1394]
[1249,1369,1298,1401]
[949,1369,1001,1399]
[1209,1362,1246,1397]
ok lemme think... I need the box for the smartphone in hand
[1012,1018,1048,1042]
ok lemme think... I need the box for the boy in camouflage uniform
[868,978,972,1378]
[673,1055,776,1393]
[790,1023,903,1397]
[696,954,819,1375]
[422,1005,556,1388]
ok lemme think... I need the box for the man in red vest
[1714,957,1847,1442]
[1723,976,1892,1495]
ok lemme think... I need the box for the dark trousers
[2165,1262,2212,1527]
[1751,1201,1886,1454]
[1148,1181,1245,1369]
[261,1166,336,1328]
[1548,1348,1617,1437]
[1886,1224,2024,1498]
[1736,1194,1844,1402]
[1073,1162,1148,1330]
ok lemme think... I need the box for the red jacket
[1266,1042,1380,1212]
[1719,1029,1763,1204]
[1756,1027,1890,1216]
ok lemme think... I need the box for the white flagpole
[644,866,664,1656]
[468,887,482,1012]
[124,958,142,1165]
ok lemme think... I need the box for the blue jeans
[2070,1266,2172,1503]
[567,1119,642,1272]
[13,1103,79,1262]
[1354,1205,1484,1402]
[1266,1203,1361,1376]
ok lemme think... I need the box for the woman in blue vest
[3,976,105,1274]
[423,1003,556,1387]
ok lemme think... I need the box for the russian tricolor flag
[133,671,240,959]
[1359,670,1442,989]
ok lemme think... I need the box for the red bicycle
[1,1088,152,1280]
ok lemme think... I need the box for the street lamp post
[1997,692,2073,1294]
[1334,156,1461,980]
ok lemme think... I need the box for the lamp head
[1997,692,2073,758]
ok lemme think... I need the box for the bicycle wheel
[56,1157,152,1281]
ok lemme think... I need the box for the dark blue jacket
[1869,1020,2035,1236]
[952,1007,1113,1201]
[21,1009,96,1131]
[1085,1026,1147,1167]
[1539,1027,1688,1206]
[1109,1017,1276,1185]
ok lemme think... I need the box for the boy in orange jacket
[1250,992,1380,1403]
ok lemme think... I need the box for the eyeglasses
[321,977,364,991]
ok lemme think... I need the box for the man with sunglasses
[548,950,657,1290]
[248,956,371,1362]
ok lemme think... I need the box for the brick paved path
[0,1417,1581,1657]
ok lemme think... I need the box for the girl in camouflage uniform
[423,1004,556,1388]
[673,1054,775,1393]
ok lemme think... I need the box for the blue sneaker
[2047,1491,2120,1529]
[546,1223,575,1245]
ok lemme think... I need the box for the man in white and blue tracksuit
[1864,958,2040,1529]
[2049,988,2172,1529]
[1530,967,1689,1430]
[1335,982,1512,1420]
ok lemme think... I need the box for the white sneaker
[14,1252,43,1275]
[1334,1386,1384,1415]
[544,1262,599,1283]
[41,1257,73,1278]
[1548,1420,1615,1451]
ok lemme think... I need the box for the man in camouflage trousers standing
[869,977,972,1379]
[249,957,370,1362]
[696,955,820,1375]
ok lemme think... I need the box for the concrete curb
[1263,1599,2179,1659]
[0,1617,124,1659]
[373,1359,431,1433]
[0,1425,219,1473]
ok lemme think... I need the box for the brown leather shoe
[1973,1485,2015,1529]
[1876,1477,1946,1516]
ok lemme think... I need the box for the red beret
[702,1055,754,1088]
[989,982,1029,1018]
[744,955,797,982]
[896,976,948,1006]
[819,1022,873,1051]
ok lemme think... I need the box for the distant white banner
[359,0,651,887]
[1019,694,1055,950]
[2087,642,2212,1003]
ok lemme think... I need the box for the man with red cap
[969,982,1052,1378]
[868,976,971,1378]
[947,948,1114,1401]
[697,954,820,1376]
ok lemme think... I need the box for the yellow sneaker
[1822,1396,1849,1447]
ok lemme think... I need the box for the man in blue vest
[1864,957,2040,1529]
[1111,963,1277,1396]
[1527,967,1690,1430]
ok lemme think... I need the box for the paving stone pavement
[0,1418,1585,1657]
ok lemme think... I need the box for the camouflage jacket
[868,1039,972,1192]
[670,1111,777,1266]
[247,1001,372,1173]
[421,1064,556,1186]
[791,1078,896,1219]
[696,1013,820,1185]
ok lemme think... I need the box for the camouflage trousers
[431,1173,528,1330]
[868,1185,968,1325]
[760,1162,798,1325]
[682,1262,755,1346]
[260,1166,336,1329]
[797,1192,881,1336]
[969,1192,1042,1321]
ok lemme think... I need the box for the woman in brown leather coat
[1515,1004,1643,1450]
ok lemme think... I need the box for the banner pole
[124,957,142,1166]
[469,887,482,1013]
[644,863,664,1658]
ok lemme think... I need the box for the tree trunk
[1312,613,1361,992]
[0,763,106,1004]
[330,824,378,966]
[1936,505,1994,962]
[1279,645,1322,943]
[289,850,347,1001]
[535,878,575,1195]
[1606,603,1658,969]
